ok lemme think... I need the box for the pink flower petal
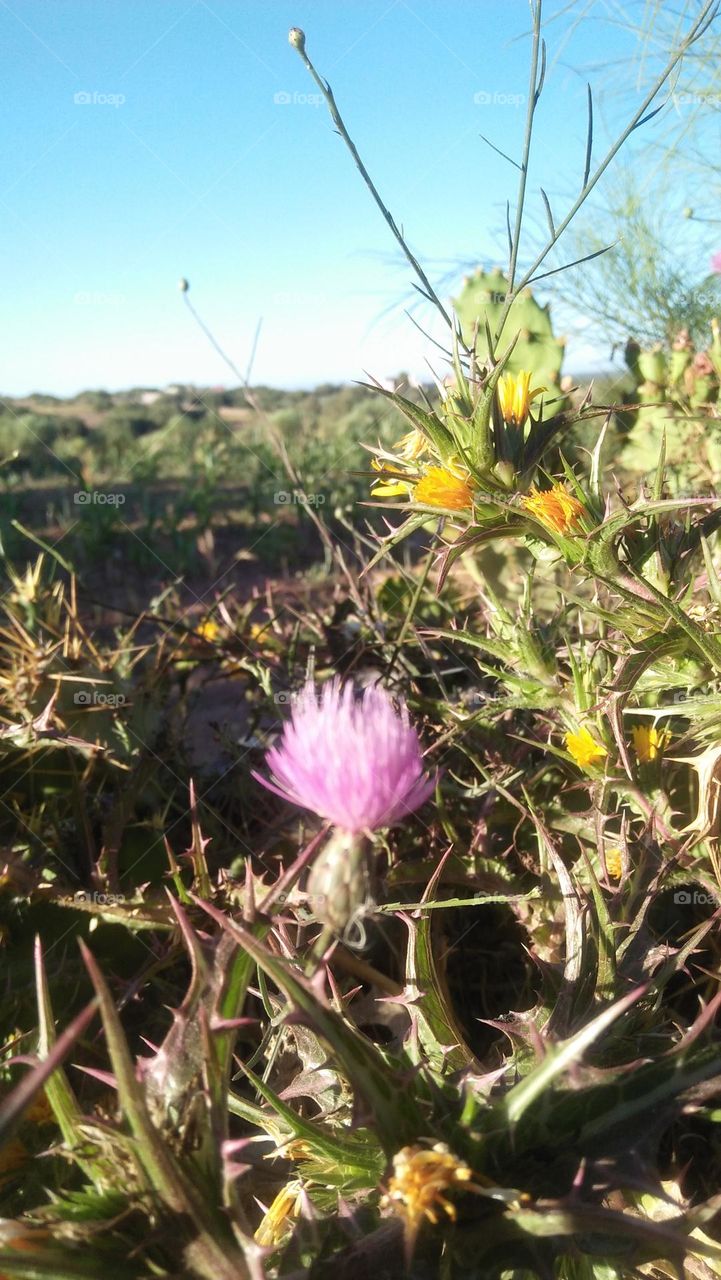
[255,678,436,833]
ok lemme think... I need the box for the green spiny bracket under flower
[365,362,605,527]
[305,829,374,938]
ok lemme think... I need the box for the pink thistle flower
[711,250,721,274]
[254,678,436,834]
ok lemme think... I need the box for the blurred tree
[562,171,721,350]
[542,1,721,355]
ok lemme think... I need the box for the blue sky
[0,0,705,395]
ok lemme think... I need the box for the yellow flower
[497,370,545,424]
[522,483,585,534]
[631,724,671,763]
[413,466,474,511]
[565,726,607,769]
[195,619,220,642]
[255,1180,304,1247]
[370,458,415,499]
[382,1144,474,1254]
[605,848,623,880]
[395,428,430,462]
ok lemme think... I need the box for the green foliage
[0,384,411,577]
[565,176,721,352]
[0,412,88,479]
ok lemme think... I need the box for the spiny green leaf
[402,910,480,1075]
[501,985,646,1125]
[193,897,425,1154]
[236,1059,383,1178]
[34,937,104,1185]
[79,941,251,1280]
[0,997,98,1150]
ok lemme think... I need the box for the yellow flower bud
[497,370,545,425]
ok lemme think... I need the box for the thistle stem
[292,35,453,329]
[385,541,436,683]
[507,0,543,296]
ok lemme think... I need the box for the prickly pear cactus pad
[621,325,721,490]
[454,268,566,392]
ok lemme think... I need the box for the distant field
[0,374,635,616]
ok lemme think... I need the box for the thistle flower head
[693,351,714,376]
[497,370,545,424]
[368,429,429,499]
[382,1143,474,1255]
[396,427,430,462]
[255,678,435,834]
[631,724,671,763]
[195,618,220,642]
[255,1180,303,1247]
[565,726,607,769]
[413,465,474,511]
[522,482,585,534]
[605,848,623,880]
